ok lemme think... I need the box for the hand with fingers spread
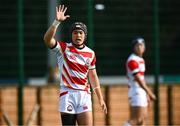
[56,5,70,22]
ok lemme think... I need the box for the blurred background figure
[124,37,156,126]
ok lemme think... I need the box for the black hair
[132,36,145,48]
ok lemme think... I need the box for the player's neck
[134,52,143,57]
[72,43,85,49]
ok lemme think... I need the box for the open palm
[56,5,70,22]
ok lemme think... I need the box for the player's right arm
[43,23,57,48]
[43,5,70,48]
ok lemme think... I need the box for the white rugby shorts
[128,88,148,107]
[59,88,92,114]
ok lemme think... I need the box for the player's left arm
[134,74,156,101]
[88,69,107,114]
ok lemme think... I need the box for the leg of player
[142,107,148,125]
[129,106,146,125]
[60,113,76,126]
[76,111,93,125]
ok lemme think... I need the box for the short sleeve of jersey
[89,54,96,69]
[127,60,139,74]
[51,41,66,55]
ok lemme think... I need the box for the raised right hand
[56,5,70,22]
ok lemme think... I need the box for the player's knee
[61,113,76,126]
[136,117,144,125]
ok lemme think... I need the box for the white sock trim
[123,121,132,126]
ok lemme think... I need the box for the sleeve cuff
[50,41,57,49]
